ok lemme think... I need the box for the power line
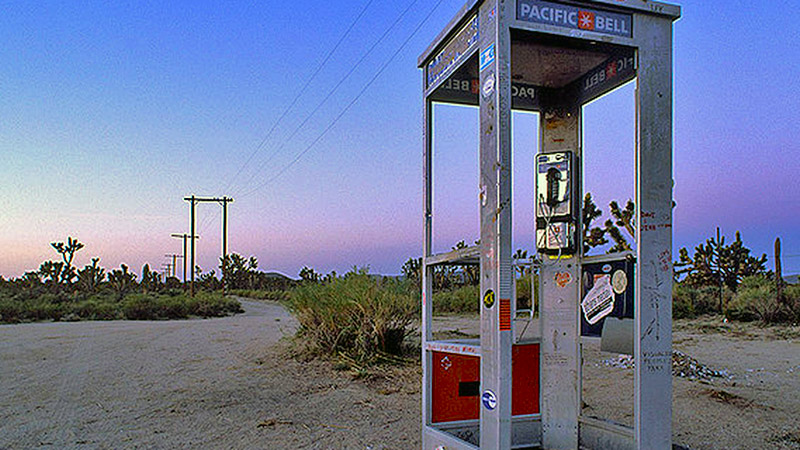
[219,0,377,197]
[230,0,424,199]
[237,0,445,199]
[197,1,388,237]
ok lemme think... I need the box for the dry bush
[285,268,417,364]
[727,275,797,323]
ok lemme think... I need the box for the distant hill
[784,274,799,285]
[262,271,295,281]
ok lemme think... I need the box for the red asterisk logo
[578,11,595,30]
[606,61,618,78]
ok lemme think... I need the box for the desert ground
[1,298,798,449]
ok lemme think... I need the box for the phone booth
[418,1,679,449]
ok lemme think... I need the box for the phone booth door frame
[419,1,680,449]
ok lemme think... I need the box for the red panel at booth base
[431,343,540,423]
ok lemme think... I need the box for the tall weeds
[285,268,417,364]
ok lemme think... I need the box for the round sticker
[482,75,495,98]
[482,390,497,410]
[602,264,612,273]
[612,269,628,295]
[555,272,572,288]
[483,289,496,309]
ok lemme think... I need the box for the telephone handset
[536,151,576,255]
[545,167,562,207]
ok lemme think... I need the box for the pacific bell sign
[517,0,633,38]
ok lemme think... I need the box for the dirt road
[0,299,419,449]
[2,300,798,449]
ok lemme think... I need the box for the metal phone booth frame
[418,1,680,449]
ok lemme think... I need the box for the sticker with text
[479,44,495,71]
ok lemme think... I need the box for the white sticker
[581,274,614,325]
[612,269,628,295]
[482,75,495,98]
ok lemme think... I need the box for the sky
[1,0,799,279]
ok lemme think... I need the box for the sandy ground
[431,314,800,450]
[1,300,798,449]
[0,299,419,449]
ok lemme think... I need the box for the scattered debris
[601,354,635,370]
[701,388,753,408]
[672,350,733,382]
[770,430,800,445]
[257,418,293,428]
[599,351,733,383]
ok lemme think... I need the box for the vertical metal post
[478,1,513,447]
[190,195,196,297]
[182,235,188,284]
[421,96,433,437]
[539,106,581,449]
[222,196,228,294]
[222,197,228,262]
[634,13,674,450]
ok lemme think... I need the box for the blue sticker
[479,44,495,72]
[482,390,497,410]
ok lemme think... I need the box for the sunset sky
[2,0,799,279]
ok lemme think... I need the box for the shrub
[187,292,243,317]
[286,268,416,363]
[228,289,289,302]
[74,298,121,320]
[433,285,479,314]
[122,294,159,320]
[156,295,190,319]
[0,299,22,323]
[0,290,241,324]
[727,275,793,323]
[672,283,730,318]
[786,284,800,321]
[429,276,537,316]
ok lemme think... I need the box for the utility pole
[717,226,723,314]
[165,254,182,279]
[171,233,199,285]
[162,264,173,278]
[183,195,233,296]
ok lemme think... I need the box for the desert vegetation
[284,267,417,370]
[0,237,242,323]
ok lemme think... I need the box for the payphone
[418,1,679,448]
[536,151,576,255]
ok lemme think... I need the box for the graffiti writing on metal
[426,15,479,88]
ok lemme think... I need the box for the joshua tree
[77,258,105,294]
[513,248,529,277]
[140,264,161,294]
[299,266,320,283]
[775,237,786,308]
[583,193,608,254]
[51,237,84,284]
[604,200,635,253]
[38,261,65,293]
[108,264,136,301]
